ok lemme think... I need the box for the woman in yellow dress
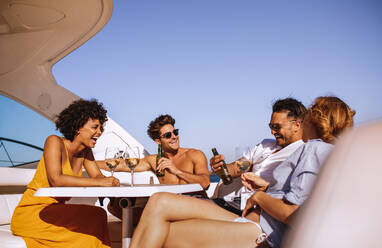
[11,99,120,248]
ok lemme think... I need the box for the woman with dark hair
[129,96,355,248]
[11,99,120,248]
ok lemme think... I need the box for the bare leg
[165,219,262,248]
[246,207,261,223]
[130,192,257,248]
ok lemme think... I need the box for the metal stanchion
[119,198,135,248]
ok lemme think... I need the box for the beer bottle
[156,144,165,177]
[211,148,232,185]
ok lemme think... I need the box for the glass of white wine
[105,146,121,177]
[235,146,253,173]
[237,160,251,172]
[236,146,254,210]
[124,146,141,187]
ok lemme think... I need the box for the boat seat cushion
[0,194,22,225]
[0,225,26,248]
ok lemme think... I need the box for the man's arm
[157,150,210,189]
[96,155,153,172]
[178,150,210,189]
[210,155,245,178]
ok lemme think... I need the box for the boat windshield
[0,95,59,167]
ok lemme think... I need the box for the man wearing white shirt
[210,98,306,214]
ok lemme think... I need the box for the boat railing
[0,137,43,167]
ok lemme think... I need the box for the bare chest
[159,156,194,184]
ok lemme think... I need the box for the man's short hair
[272,98,307,120]
[147,114,176,140]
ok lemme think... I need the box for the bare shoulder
[45,135,62,143]
[184,148,207,160]
[44,135,63,149]
[43,135,65,161]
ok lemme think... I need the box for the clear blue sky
[1,0,381,164]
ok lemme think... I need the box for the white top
[34,184,203,198]
[218,139,304,209]
[246,139,304,185]
[260,139,333,247]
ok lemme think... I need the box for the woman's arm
[243,191,298,224]
[241,172,297,224]
[96,155,153,172]
[44,136,119,187]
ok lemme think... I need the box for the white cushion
[0,195,22,225]
[0,168,35,226]
[0,225,26,248]
[0,168,35,186]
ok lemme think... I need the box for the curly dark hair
[147,114,175,140]
[55,99,108,141]
[272,97,307,120]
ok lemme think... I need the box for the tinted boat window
[0,95,59,167]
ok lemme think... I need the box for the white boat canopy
[0,0,148,158]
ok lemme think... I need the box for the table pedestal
[122,207,133,248]
[120,197,140,248]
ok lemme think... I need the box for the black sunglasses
[159,129,179,139]
[268,120,297,132]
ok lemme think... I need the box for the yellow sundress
[11,142,110,248]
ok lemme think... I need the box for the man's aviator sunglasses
[160,129,179,139]
[268,120,297,132]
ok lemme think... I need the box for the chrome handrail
[0,137,43,167]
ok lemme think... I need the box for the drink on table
[123,146,141,187]
[106,159,120,171]
[105,158,120,177]
[211,148,233,185]
[156,144,165,177]
[126,158,140,170]
[105,146,121,177]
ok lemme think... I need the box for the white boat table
[35,184,203,247]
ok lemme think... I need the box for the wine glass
[236,146,254,210]
[124,146,141,187]
[105,146,121,177]
[237,160,251,173]
[235,146,252,173]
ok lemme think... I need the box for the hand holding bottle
[157,157,182,175]
[209,154,226,173]
[156,144,165,177]
[211,148,232,185]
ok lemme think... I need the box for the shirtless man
[99,114,210,220]
[100,114,210,189]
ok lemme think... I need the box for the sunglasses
[159,129,179,139]
[268,120,296,132]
